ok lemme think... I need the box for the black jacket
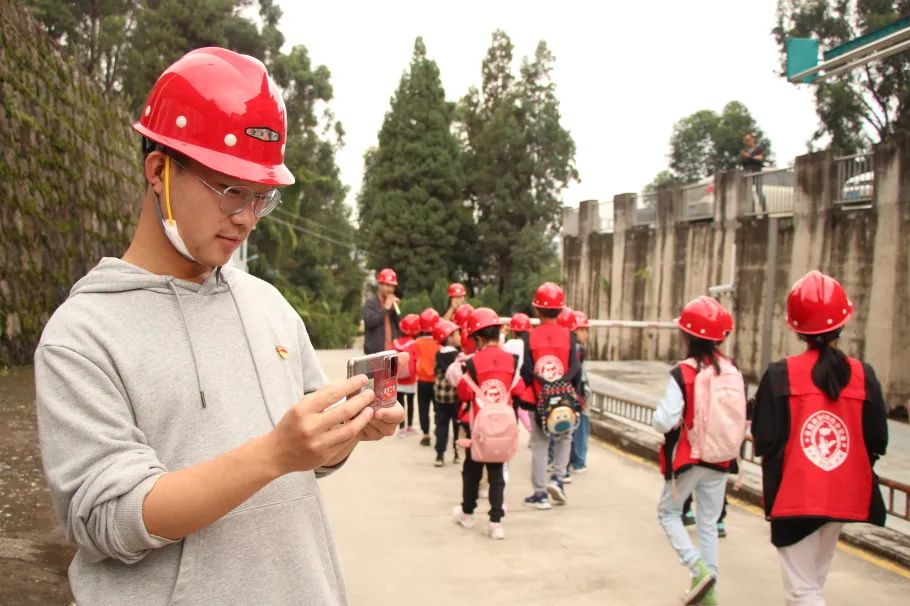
[362,295,399,354]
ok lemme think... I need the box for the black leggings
[417,381,435,435]
[462,430,506,522]
[397,391,415,429]
[435,402,461,456]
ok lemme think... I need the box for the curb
[589,414,910,570]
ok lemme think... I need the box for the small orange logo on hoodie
[276,345,290,359]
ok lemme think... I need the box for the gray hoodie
[35,258,348,605]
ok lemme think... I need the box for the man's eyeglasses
[171,157,282,218]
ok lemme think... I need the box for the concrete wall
[563,138,910,413]
[0,4,141,365]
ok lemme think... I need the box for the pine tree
[460,31,577,312]
[357,37,466,296]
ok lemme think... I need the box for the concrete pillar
[654,184,681,359]
[608,193,636,359]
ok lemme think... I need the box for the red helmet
[377,268,398,286]
[557,307,578,331]
[419,308,440,333]
[399,314,420,337]
[533,282,565,309]
[453,303,474,327]
[433,320,459,345]
[467,307,501,336]
[133,47,293,185]
[574,311,591,329]
[786,270,853,335]
[509,313,531,333]
[448,283,467,298]
[677,296,733,342]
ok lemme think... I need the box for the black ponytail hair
[473,325,501,344]
[803,329,851,401]
[685,334,722,374]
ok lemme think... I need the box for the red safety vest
[770,350,872,520]
[458,347,518,422]
[528,323,571,396]
[659,363,734,477]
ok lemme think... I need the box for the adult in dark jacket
[362,268,401,354]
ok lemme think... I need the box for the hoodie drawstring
[223,272,277,427]
[167,277,207,408]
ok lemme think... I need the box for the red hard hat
[419,308,440,333]
[509,313,531,333]
[453,303,474,327]
[377,268,398,286]
[133,47,293,185]
[533,282,565,309]
[786,270,853,335]
[448,283,467,298]
[399,314,420,337]
[467,307,501,336]
[574,311,590,328]
[677,296,733,342]
[557,307,578,331]
[433,320,459,345]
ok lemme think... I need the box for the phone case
[347,350,399,410]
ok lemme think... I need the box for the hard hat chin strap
[152,155,197,262]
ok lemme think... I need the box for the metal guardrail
[598,200,614,233]
[834,152,874,205]
[634,205,656,227]
[589,385,910,522]
[682,182,714,220]
[741,167,796,217]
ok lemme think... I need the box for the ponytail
[685,335,722,375]
[804,329,851,401]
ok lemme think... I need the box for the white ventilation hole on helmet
[793,321,799,326]
[842,309,847,315]
[699,329,706,334]
[225,133,237,147]
[145,105,151,117]
[176,115,187,128]
[827,319,833,325]
[686,323,692,329]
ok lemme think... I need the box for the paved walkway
[316,351,910,606]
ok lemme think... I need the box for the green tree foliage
[773,0,910,153]
[666,101,772,183]
[25,0,362,347]
[459,31,578,313]
[357,37,467,297]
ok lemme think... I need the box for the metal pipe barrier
[834,152,874,205]
[741,167,796,217]
[589,385,910,523]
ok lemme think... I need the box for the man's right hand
[267,375,376,475]
[383,295,400,310]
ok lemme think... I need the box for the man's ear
[144,151,167,196]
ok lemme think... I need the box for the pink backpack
[681,357,747,463]
[460,371,520,464]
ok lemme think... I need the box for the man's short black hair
[537,308,561,320]
[473,325,500,343]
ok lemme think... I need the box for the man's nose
[231,203,259,230]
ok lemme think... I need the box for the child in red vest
[753,271,887,606]
[393,314,420,436]
[652,296,742,606]
[451,308,522,540]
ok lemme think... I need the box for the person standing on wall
[362,268,401,354]
[753,271,888,606]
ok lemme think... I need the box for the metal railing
[588,384,910,522]
[834,152,874,204]
[635,205,657,227]
[741,167,796,216]
[682,181,715,220]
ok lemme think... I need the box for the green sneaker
[683,560,716,605]
[699,584,718,605]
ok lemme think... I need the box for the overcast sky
[278,0,821,209]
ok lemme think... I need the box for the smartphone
[346,350,399,410]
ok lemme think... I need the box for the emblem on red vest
[801,411,849,472]
[479,379,509,405]
[534,355,565,382]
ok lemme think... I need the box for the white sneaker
[487,522,505,540]
[452,505,475,529]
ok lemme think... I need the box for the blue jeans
[570,412,590,469]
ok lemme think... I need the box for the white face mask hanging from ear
[153,155,197,262]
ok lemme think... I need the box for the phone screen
[347,351,399,410]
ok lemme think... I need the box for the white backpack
[460,365,520,464]
[681,357,747,463]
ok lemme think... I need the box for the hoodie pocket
[168,494,342,606]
